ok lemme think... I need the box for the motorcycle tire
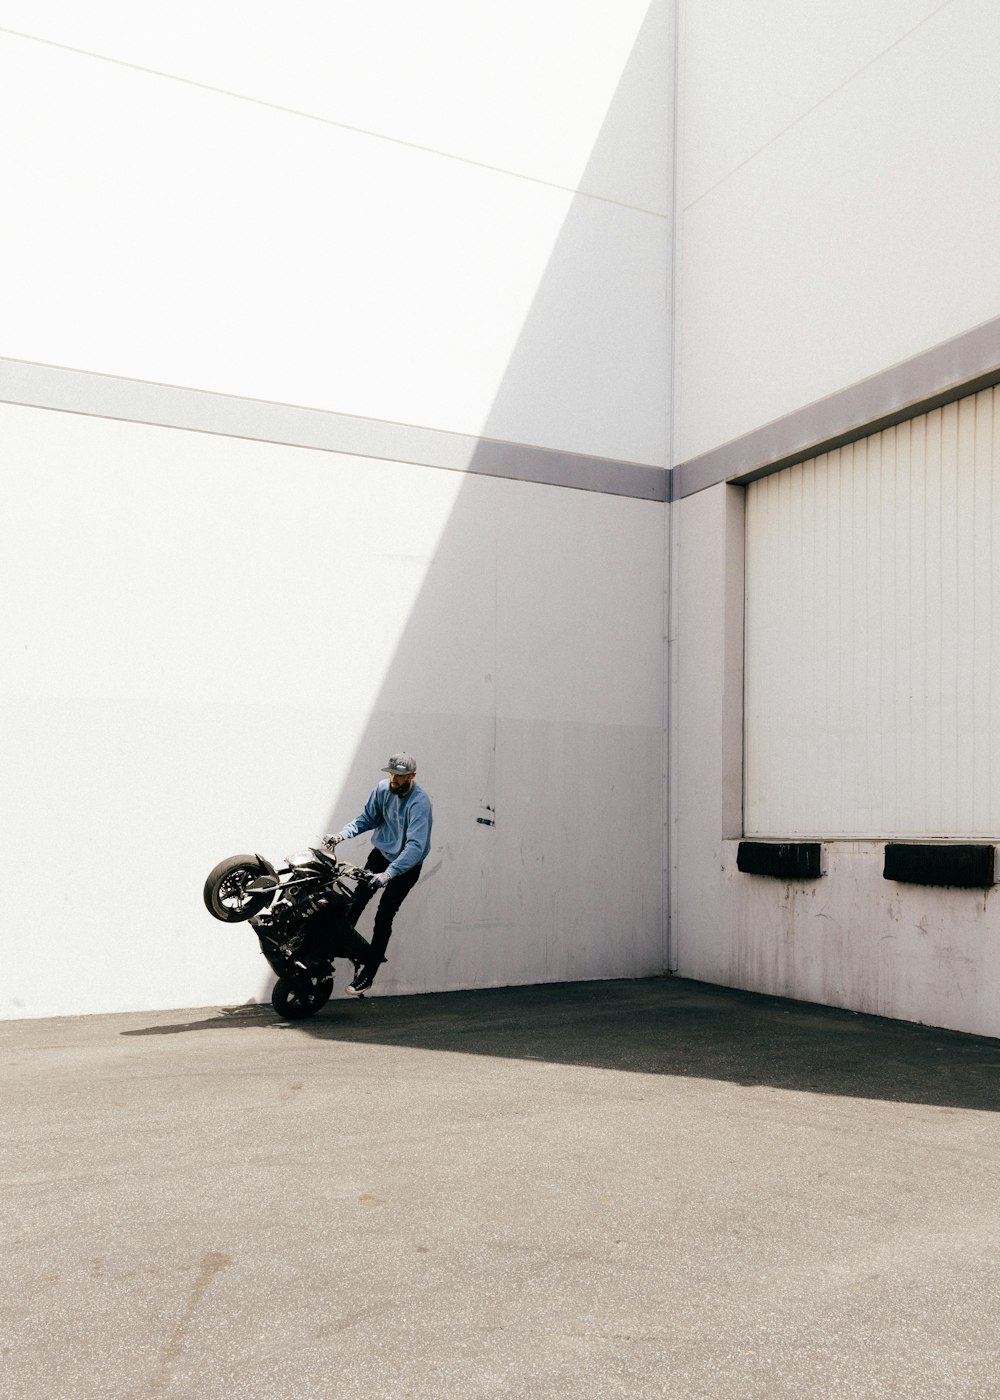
[203,854,275,923]
[272,975,333,1021]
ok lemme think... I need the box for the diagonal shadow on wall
[295,0,673,1003]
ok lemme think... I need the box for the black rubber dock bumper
[883,843,996,889]
[737,841,824,880]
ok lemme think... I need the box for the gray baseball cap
[382,752,417,775]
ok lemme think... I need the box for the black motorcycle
[203,841,376,1020]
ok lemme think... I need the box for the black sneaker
[346,971,374,996]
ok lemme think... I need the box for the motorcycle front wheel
[204,854,275,922]
[272,975,333,1021]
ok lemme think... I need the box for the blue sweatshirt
[341,780,433,879]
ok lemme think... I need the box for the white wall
[669,484,744,987]
[671,481,1000,1041]
[676,0,1000,462]
[720,841,1000,1039]
[0,0,670,466]
[0,2,672,1018]
[666,2,1000,1040]
[1,405,665,1018]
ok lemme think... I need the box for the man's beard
[390,780,412,798]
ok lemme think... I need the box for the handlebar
[320,839,379,887]
[331,857,379,887]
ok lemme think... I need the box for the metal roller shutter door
[744,386,1000,838]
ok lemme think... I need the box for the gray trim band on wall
[673,316,1000,500]
[0,357,669,504]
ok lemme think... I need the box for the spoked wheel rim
[204,854,276,923]
[217,868,257,915]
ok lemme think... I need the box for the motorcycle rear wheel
[204,854,275,922]
[272,975,333,1020]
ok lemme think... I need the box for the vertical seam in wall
[663,0,682,973]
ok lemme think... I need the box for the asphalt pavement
[3,976,1000,1399]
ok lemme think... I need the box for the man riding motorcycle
[327,752,432,995]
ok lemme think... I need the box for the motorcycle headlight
[286,850,324,869]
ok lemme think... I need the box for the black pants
[347,848,422,983]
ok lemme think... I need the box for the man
[327,752,432,995]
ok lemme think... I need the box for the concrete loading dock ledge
[3,977,1000,1399]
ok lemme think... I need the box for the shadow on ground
[122,975,1000,1113]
